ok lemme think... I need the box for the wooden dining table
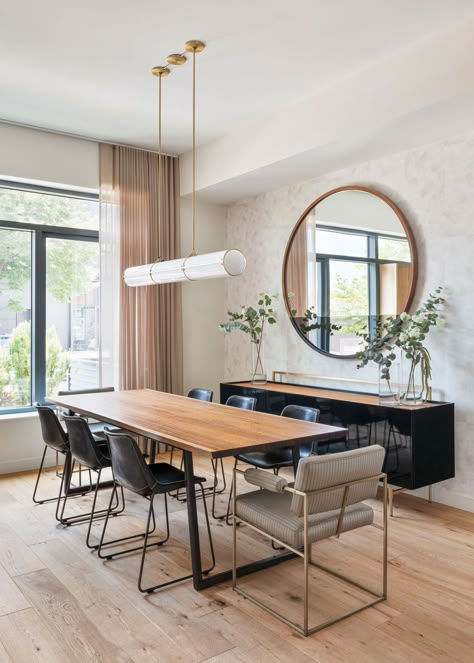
[48,388,347,590]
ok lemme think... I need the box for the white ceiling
[1,0,474,154]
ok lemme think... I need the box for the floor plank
[0,565,31,618]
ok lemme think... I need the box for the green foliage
[331,269,369,335]
[46,327,71,396]
[1,322,70,406]
[0,190,98,306]
[356,287,445,397]
[288,298,341,336]
[219,292,277,344]
[7,321,30,379]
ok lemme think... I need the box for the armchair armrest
[244,468,288,493]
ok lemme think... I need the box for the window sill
[0,411,38,421]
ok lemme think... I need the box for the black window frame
[0,183,99,415]
[314,224,410,352]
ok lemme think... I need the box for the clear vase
[400,353,429,404]
[251,339,267,384]
[378,348,401,406]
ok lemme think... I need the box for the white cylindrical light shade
[184,249,246,280]
[124,249,246,286]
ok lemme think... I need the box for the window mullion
[32,230,46,404]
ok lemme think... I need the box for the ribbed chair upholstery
[98,430,215,594]
[232,445,388,636]
[63,416,125,543]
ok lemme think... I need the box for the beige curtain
[99,144,183,395]
[287,221,308,317]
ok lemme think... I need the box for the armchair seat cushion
[236,489,373,548]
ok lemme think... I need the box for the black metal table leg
[292,445,300,477]
[183,450,204,590]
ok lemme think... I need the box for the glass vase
[251,338,267,384]
[378,348,401,406]
[400,352,429,405]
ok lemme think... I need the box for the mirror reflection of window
[284,188,416,357]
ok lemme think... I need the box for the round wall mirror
[282,186,417,358]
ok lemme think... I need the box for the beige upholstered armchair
[232,445,387,636]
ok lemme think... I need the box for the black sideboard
[220,381,455,491]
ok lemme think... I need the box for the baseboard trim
[0,453,57,476]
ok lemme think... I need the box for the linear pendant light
[124,40,246,286]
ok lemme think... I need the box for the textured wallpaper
[225,131,474,511]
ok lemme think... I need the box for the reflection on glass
[316,229,368,258]
[325,261,367,355]
[284,188,415,356]
[0,189,99,230]
[46,238,100,397]
[0,228,32,408]
[378,237,410,262]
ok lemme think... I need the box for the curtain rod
[0,118,178,158]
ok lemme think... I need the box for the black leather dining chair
[33,403,73,509]
[34,404,113,525]
[236,404,320,469]
[98,430,216,594]
[224,404,319,525]
[63,415,125,544]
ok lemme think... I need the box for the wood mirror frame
[282,185,418,359]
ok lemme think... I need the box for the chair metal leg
[32,446,57,504]
[100,479,215,592]
[223,459,238,525]
[174,457,227,507]
[85,476,126,549]
[57,461,123,527]
[97,485,164,560]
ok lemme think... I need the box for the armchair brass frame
[232,468,388,636]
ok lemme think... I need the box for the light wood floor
[0,452,473,663]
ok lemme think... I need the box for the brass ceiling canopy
[151,66,170,77]
[184,40,205,53]
[167,53,187,65]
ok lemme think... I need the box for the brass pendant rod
[158,72,163,258]
[191,46,197,256]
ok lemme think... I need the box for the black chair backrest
[281,404,320,423]
[225,395,257,410]
[187,388,213,402]
[63,415,108,470]
[57,387,115,416]
[281,405,320,457]
[34,404,69,453]
[105,430,155,497]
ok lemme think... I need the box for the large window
[0,183,99,412]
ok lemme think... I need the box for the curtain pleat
[99,144,183,396]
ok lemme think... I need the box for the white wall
[0,123,98,190]
[180,198,226,400]
[225,130,474,513]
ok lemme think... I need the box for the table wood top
[229,381,446,410]
[47,389,347,458]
